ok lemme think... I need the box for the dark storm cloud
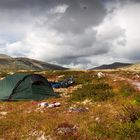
[0,0,54,9]
[0,0,106,29]
[0,0,106,34]
[52,0,107,33]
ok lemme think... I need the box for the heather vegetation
[0,70,140,140]
[119,82,136,97]
[69,82,114,102]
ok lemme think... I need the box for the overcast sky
[0,0,140,69]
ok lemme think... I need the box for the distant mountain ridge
[0,54,67,71]
[91,62,132,70]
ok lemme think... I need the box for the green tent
[0,73,57,101]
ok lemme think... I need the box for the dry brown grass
[0,70,140,140]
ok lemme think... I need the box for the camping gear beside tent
[50,76,74,88]
[0,73,57,101]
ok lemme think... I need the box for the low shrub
[119,83,135,97]
[88,122,111,139]
[115,122,140,140]
[133,95,140,105]
[69,82,114,102]
[75,73,94,84]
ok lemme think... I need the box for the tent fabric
[0,73,57,101]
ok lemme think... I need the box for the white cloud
[50,4,69,14]
[94,1,140,65]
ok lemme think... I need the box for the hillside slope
[0,55,67,71]
[119,62,140,71]
[0,54,11,58]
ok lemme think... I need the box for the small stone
[82,99,92,105]
[68,106,88,113]
[97,72,105,78]
[0,112,7,116]
[97,104,101,107]
[95,117,100,122]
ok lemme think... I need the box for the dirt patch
[107,73,140,91]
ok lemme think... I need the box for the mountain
[90,62,132,70]
[0,55,67,71]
